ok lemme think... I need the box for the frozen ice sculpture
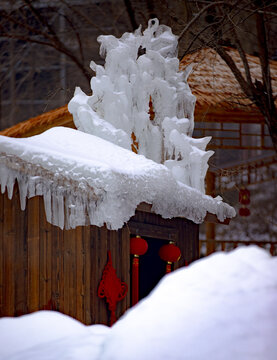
[69,19,213,193]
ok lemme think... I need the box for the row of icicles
[130,235,181,306]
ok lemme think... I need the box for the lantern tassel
[166,262,172,273]
[132,255,139,306]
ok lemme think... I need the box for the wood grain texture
[39,197,52,310]
[63,228,76,318]
[0,192,4,316]
[76,226,84,323]
[14,184,27,316]
[0,194,199,324]
[83,226,91,325]
[3,191,15,316]
[27,196,40,313]
[98,226,108,324]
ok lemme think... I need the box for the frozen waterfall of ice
[68,18,213,193]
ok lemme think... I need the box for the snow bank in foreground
[0,311,110,360]
[0,246,276,360]
[102,246,277,360]
[0,127,234,229]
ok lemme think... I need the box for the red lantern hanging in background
[239,187,250,205]
[239,187,251,217]
[159,241,181,274]
[239,207,251,217]
[130,235,148,306]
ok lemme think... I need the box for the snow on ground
[0,127,234,230]
[0,311,110,360]
[1,246,276,360]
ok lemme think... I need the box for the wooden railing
[200,239,277,257]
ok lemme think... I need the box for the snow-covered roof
[0,20,236,229]
[0,126,234,230]
[180,47,277,121]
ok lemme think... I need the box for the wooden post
[206,171,216,256]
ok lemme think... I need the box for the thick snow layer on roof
[0,126,234,229]
[1,246,276,360]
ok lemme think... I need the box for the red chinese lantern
[159,241,181,274]
[130,235,148,306]
[239,187,251,217]
[130,235,148,256]
[239,187,250,205]
[239,207,251,217]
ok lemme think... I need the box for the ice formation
[68,18,213,193]
[0,19,236,230]
[0,127,235,230]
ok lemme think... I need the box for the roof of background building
[180,47,277,123]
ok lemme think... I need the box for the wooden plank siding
[2,190,15,316]
[0,181,3,315]
[0,187,199,324]
[27,196,40,313]
[14,184,27,316]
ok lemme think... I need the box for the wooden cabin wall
[0,185,199,325]
[0,184,130,325]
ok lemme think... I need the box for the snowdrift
[0,246,276,360]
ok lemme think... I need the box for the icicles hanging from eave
[0,147,236,230]
[0,154,101,230]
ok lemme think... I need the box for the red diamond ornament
[98,251,128,326]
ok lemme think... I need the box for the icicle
[27,176,37,198]
[51,191,59,228]
[18,175,28,211]
[43,188,52,224]
[57,191,65,230]
[7,173,15,200]
[0,165,8,194]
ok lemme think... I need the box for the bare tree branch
[178,1,226,41]
[229,20,255,93]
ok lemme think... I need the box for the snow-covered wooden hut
[0,20,235,325]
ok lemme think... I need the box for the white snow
[0,311,110,360]
[0,19,235,229]
[68,19,213,193]
[1,246,276,360]
[0,126,234,229]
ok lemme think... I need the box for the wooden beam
[204,213,230,225]
[128,220,178,241]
